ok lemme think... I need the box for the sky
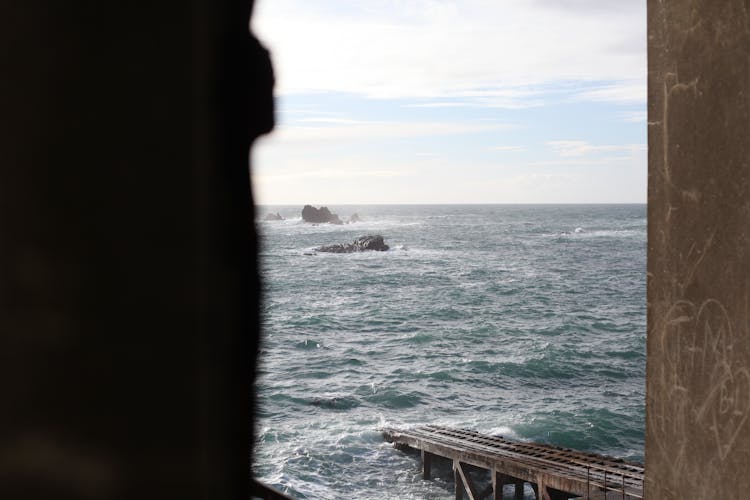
[252,0,646,205]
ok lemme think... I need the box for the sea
[253,204,646,499]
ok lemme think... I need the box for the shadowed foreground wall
[0,1,271,498]
[647,1,750,497]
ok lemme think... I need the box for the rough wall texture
[647,1,750,497]
[0,1,271,498]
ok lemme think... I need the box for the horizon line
[255,201,647,206]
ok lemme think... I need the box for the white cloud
[253,0,645,104]
[528,157,636,167]
[254,168,405,183]
[573,82,646,104]
[268,120,515,143]
[249,1,647,204]
[296,117,364,125]
[547,140,646,157]
[489,146,526,152]
[499,172,576,190]
[250,152,422,205]
[251,148,646,204]
[405,88,545,109]
[619,110,647,123]
[406,101,478,108]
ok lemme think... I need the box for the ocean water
[254,204,646,499]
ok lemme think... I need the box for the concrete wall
[647,1,750,497]
[0,2,271,498]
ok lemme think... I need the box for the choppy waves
[255,204,646,499]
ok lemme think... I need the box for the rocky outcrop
[263,212,284,221]
[302,205,343,224]
[316,235,389,253]
[349,213,362,223]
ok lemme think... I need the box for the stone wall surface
[647,1,750,497]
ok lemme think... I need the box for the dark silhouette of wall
[7,1,750,498]
[647,0,750,497]
[0,1,271,498]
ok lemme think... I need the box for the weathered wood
[575,492,637,500]
[536,476,551,500]
[422,449,432,480]
[454,460,480,500]
[491,470,502,500]
[383,426,643,500]
[491,469,499,500]
[455,465,463,500]
[530,481,540,500]
[492,472,524,500]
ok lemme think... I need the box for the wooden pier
[382,425,643,500]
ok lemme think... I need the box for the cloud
[456,172,584,203]
[530,0,640,14]
[528,158,637,167]
[296,117,364,125]
[619,110,647,123]
[254,0,646,104]
[405,88,545,109]
[547,140,646,157]
[406,101,479,108]
[489,146,526,152]
[269,120,516,143]
[250,2,647,205]
[502,172,576,190]
[573,82,646,104]
[254,168,406,183]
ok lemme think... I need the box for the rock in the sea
[263,212,284,221]
[317,235,389,253]
[349,213,362,223]
[301,205,343,224]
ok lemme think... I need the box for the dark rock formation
[317,235,389,253]
[349,213,362,223]
[263,212,284,221]
[302,205,343,224]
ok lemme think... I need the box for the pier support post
[453,460,479,500]
[491,470,502,500]
[533,476,552,500]
[422,449,432,480]
[453,462,464,500]
[492,471,521,500]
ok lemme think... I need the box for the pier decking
[382,425,643,500]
